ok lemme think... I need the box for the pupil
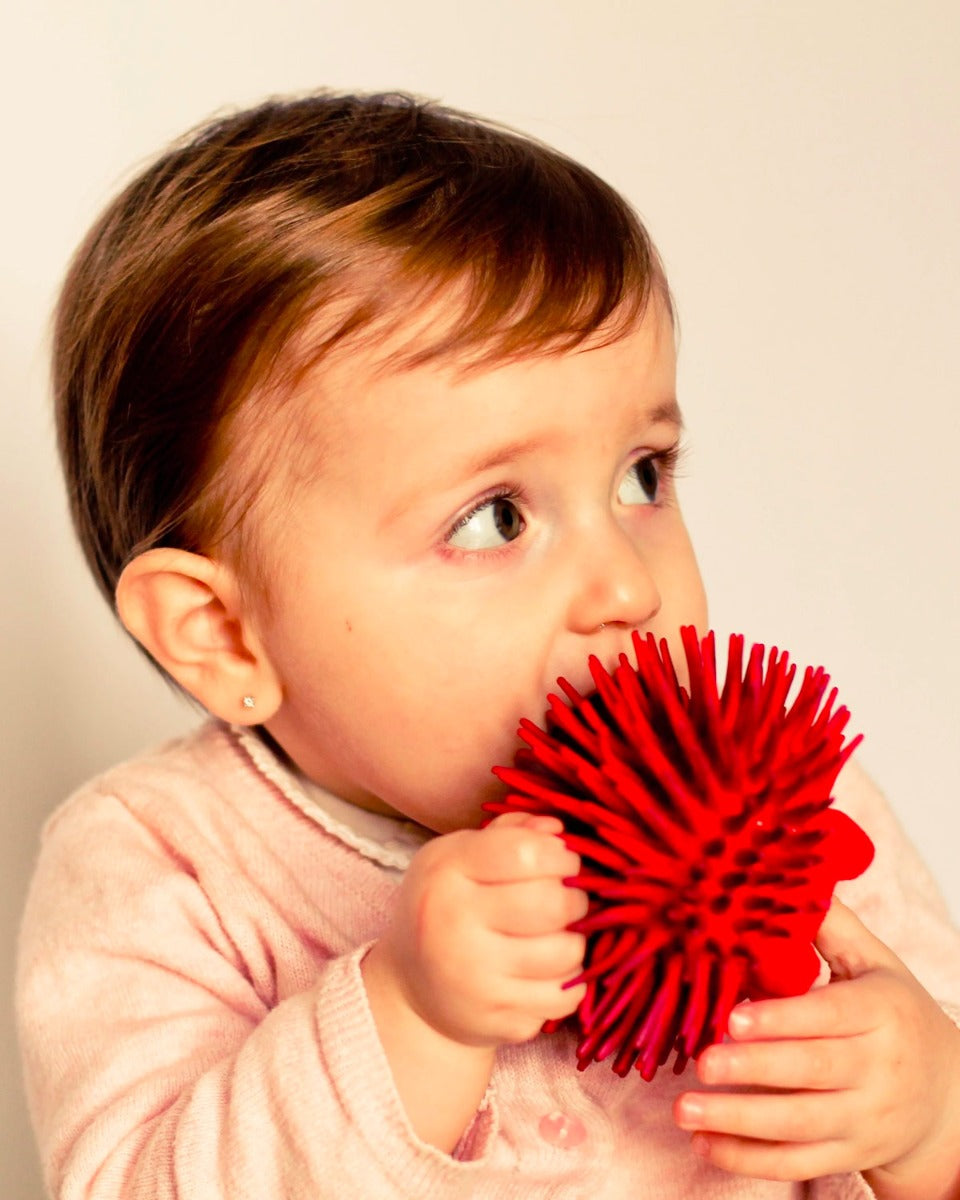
[639,459,659,499]
[494,499,519,539]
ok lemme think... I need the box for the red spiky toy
[485,627,874,1081]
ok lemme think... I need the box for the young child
[17,91,960,1200]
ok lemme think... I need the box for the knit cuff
[315,943,500,1190]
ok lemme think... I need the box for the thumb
[815,896,902,981]
[485,811,565,836]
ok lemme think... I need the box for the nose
[564,517,662,635]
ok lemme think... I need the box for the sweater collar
[231,724,432,873]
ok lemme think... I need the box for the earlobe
[115,547,282,724]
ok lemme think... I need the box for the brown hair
[54,90,667,607]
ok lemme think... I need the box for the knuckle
[496,828,541,874]
[806,1044,834,1084]
[697,1137,738,1175]
[410,869,472,940]
[500,1012,545,1044]
[416,830,470,882]
[562,848,582,877]
[564,931,587,965]
[546,985,584,1022]
[565,982,588,1012]
[506,827,573,877]
[814,993,846,1032]
[780,1109,810,1143]
[535,879,568,923]
[551,884,584,930]
[565,886,590,921]
[553,937,585,978]
[486,811,526,829]
[417,853,463,903]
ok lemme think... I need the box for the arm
[17,793,577,1198]
[361,812,587,1151]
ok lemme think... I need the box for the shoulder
[30,720,396,918]
[47,719,247,814]
[44,720,291,836]
[23,723,255,917]
[33,721,337,901]
[39,723,229,853]
[19,722,393,997]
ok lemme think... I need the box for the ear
[115,547,282,725]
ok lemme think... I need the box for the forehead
[284,291,677,467]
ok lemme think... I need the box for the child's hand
[674,900,960,1199]
[361,812,586,1150]
[373,812,587,1048]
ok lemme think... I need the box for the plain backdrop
[2,2,958,1194]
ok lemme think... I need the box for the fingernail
[728,1005,753,1035]
[697,1050,723,1084]
[677,1096,705,1128]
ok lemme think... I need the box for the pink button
[538,1110,587,1149]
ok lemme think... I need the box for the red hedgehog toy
[485,627,874,1081]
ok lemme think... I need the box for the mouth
[549,639,646,710]
[531,630,694,757]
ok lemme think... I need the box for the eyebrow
[464,397,684,476]
[380,395,685,532]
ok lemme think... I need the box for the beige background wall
[3,2,958,1193]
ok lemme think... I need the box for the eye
[617,454,663,506]
[448,495,525,550]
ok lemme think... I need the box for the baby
[17,91,960,1199]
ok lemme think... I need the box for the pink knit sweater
[16,721,960,1199]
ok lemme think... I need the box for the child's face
[254,298,707,832]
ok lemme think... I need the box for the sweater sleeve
[16,787,497,1200]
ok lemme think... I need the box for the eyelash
[446,486,526,544]
[634,442,684,498]
[443,441,686,549]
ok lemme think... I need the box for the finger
[463,824,580,885]
[484,811,565,835]
[499,929,586,981]
[688,1131,852,1183]
[727,978,883,1041]
[482,878,589,936]
[675,1088,849,1145]
[491,978,587,1041]
[815,897,902,981]
[697,1035,864,1092]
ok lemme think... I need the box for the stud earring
[242,695,256,710]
